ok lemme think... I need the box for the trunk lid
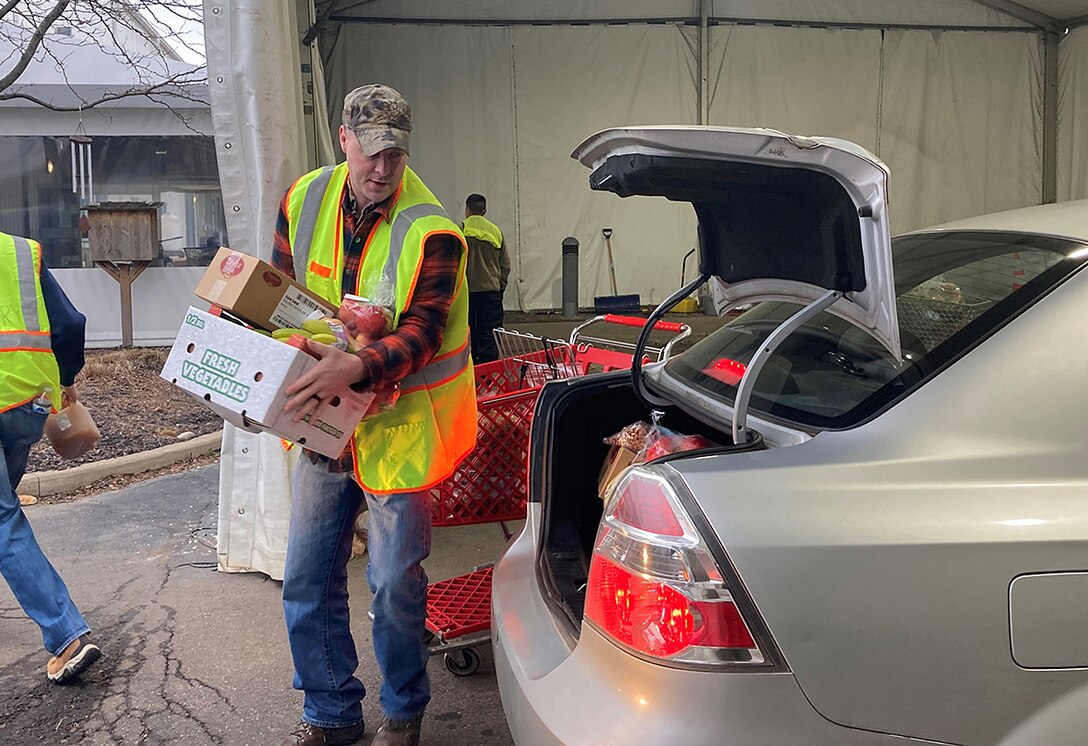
[572,126,900,359]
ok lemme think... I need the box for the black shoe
[281,719,366,746]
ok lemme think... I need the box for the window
[664,232,1088,430]
[0,135,226,268]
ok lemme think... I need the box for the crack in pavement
[0,490,238,744]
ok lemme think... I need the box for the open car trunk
[532,370,764,634]
[532,126,901,634]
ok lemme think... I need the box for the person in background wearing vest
[0,232,103,684]
[461,194,510,363]
[270,85,477,746]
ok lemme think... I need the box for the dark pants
[469,291,504,363]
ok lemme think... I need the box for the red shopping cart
[424,315,689,675]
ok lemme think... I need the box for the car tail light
[584,468,766,667]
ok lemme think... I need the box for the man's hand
[283,340,367,423]
[61,385,78,408]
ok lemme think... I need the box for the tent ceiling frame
[305,0,374,44]
[709,17,1038,32]
[327,15,1039,33]
[969,0,1063,31]
[329,16,700,27]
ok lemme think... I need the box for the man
[272,84,477,746]
[0,231,102,684]
[462,193,510,363]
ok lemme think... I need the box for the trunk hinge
[732,289,842,444]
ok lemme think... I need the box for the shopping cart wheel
[444,648,480,676]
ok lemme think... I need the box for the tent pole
[1042,31,1058,204]
[302,0,350,45]
[299,0,320,170]
[699,0,709,126]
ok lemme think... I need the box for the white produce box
[161,307,374,458]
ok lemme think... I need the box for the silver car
[492,126,1088,745]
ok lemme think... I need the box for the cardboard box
[161,307,375,458]
[194,248,336,331]
[598,444,639,501]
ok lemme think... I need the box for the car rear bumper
[492,507,920,746]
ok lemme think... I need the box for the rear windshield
[665,231,1088,429]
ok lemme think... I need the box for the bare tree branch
[0,0,71,91]
[0,0,25,23]
[0,0,206,118]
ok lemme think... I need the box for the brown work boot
[46,635,102,684]
[371,715,423,746]
[281,720,366,746]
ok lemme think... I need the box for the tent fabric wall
[707,25,1042,233]
[325,18,1051,308]
[326,22,700,309]
[707,25,884,149]
[510,24,699,309]
[203,0,330,581]
[1059,26,1088,202]
[877,30,1042,232]
[324,24,519,298]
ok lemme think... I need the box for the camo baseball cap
[342,84,412,156]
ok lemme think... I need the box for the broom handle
[606,236,618,295]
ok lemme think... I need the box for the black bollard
[561,237,579,319]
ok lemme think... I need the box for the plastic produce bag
[604,411,717,465]
[603,420,652,451]
[338,293,400,417]
[639,411,717,461]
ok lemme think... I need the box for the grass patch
[80,348,169,381]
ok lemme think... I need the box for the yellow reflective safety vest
[0,232,62,413]
[462,214,503,249]
[285,162,477,494]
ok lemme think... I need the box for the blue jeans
[0,403,89,655]
[282,458,432,728]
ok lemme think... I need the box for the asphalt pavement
[0,464,513,745]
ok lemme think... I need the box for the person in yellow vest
[0,232,103,684]
[271,85,477,746]
[461,193,510,363]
